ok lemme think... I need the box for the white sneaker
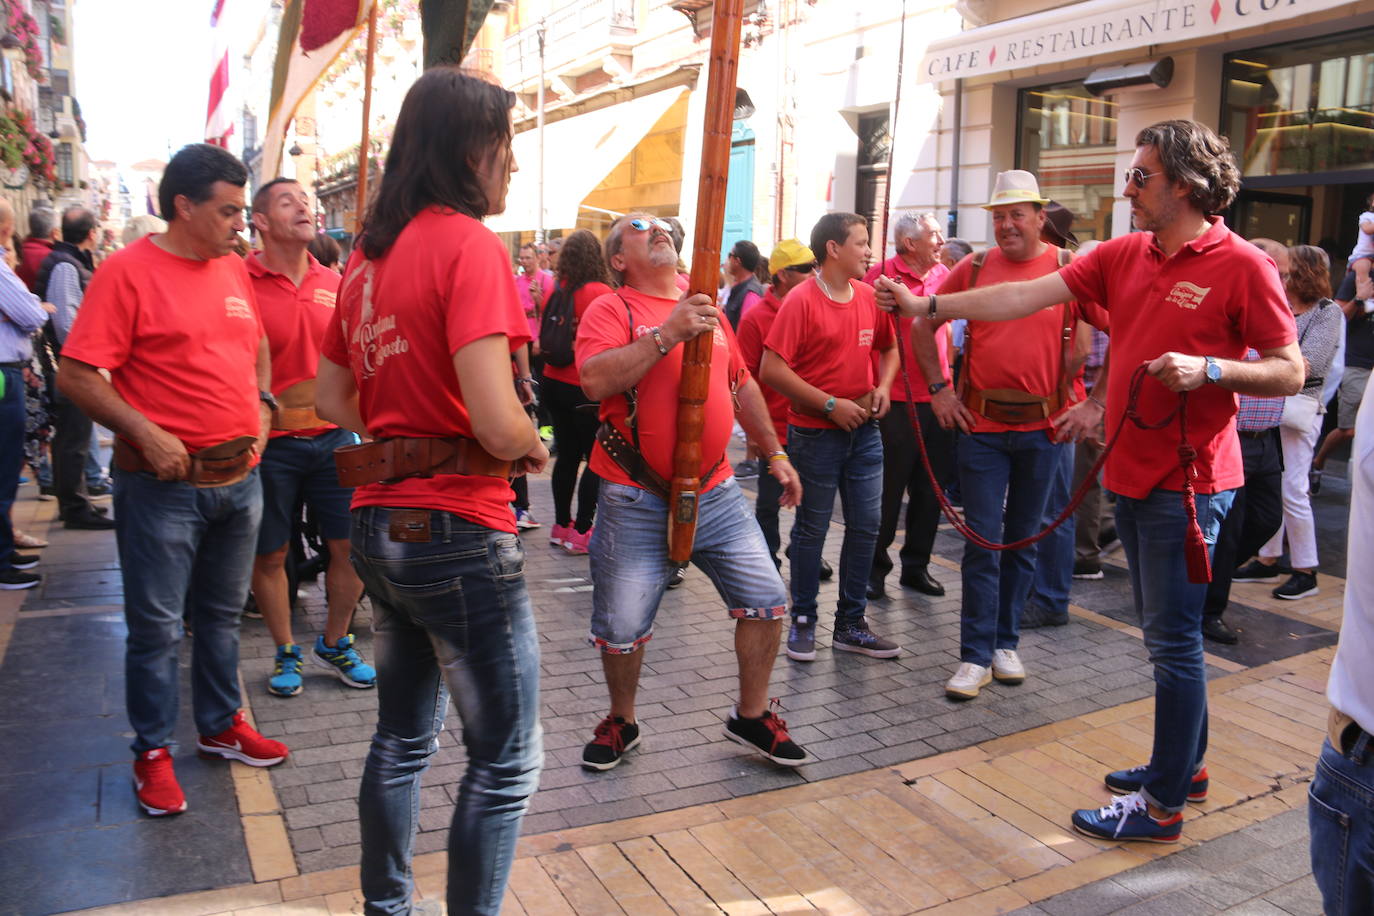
[945,662,992,700]
[991,648,1025,684]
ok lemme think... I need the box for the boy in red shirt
[58,144,290,817]
[761,212,900,662]
[878,120,1302,844]
[574,212,810,772]
[246,177,372,699]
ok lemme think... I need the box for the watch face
[1206,359,1222,382]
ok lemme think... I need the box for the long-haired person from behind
[541,228,613,554]
[315,68,548,916]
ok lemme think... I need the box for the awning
[485,86,687,234]
[917,0,1353,83]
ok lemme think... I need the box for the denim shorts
[256,426,359,554]
[588,477,787,653]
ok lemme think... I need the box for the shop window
[1222,29,1374,177]
[1016,80,1117,242]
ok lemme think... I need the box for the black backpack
[539,283,578,367]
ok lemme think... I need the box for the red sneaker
[197,710,289,767]
[133,747,188,816]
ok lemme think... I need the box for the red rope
[889,322,1212,582]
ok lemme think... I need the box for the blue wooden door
[721,122,755,257]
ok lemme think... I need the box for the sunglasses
[629,217,673,233]
[1123,167,1163,188]
[784,262,816,274]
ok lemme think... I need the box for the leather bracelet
[649,326,669,356]
[927,295,937,319]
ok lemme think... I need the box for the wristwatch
[1203,356,1223,385]
[258,389,280,412]
[822,396,837,415]
[928,380,949,396]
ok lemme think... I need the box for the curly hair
[556,229,610,291]
[1135,120,1241,215]
[1286,245,1332,304]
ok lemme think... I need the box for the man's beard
[648,244,677,269]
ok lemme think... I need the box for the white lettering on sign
[919,0,1343,83]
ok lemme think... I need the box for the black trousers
[543,376,600,531]
[51,385,95,520]
[871,401,954,584]
[1204,428,1284,618]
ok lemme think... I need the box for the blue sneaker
[312,634,376,689]
[1104,764,1209,803]
[1071,791,1183,843]
[268,644,303,697]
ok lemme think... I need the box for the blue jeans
[1027,441,1075,616]
[957,430,1062,666]
[0,367,25,569]
[1310,732,1374,915]
[87,424,104,483]
[786,422,883,626]
[755,463,784,564]
[351,508,541,916]
[257,427,359,552]
[113,467,263,752]
[1116,486,1234,813]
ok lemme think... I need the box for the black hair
[60,206,96,245]
[810,212,865,265]
[730,239,760,273]
[360,68,516,260]
[159,143,248,222]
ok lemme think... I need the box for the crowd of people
[0,64,1370,916]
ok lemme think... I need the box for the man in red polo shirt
[59,144,290,818]
[863,210,951,601]
[762,211,899,663]
[878,120,1302,843]
[247,178,373,699]
[574,212,809,772]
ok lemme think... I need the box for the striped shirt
[0,248,48,362]
[1235,349,1283,431]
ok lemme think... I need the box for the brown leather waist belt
[114,435,255,487]
[333,436,510,488]
[273,405,328,431]
[965,387,1061,425]
[794,390,876,423]
[1329,707,1367,755]
[595,423,721,501]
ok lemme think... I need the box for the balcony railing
[503,0,636,83]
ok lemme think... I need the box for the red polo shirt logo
[1165,281,1211,310]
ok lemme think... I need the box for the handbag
[1279,393,1319,433]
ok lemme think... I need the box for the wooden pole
[354,3,379,234]
[667,0,745,564]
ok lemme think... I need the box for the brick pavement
[1,444,1353,914]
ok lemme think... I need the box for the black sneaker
[724,705,811,767]
[833,620,901,658]
[786,616,816,662]
[733,459,759,481]
[1072,558,1103,580]
[1233,560,1281,583]
[1273,572,1319,600]
[581,716,641,771]
[1021,601,1069,629]
[666,564,687,589]
[0,568,40,590]
[10,553,39,570]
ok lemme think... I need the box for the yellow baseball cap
[769,238,815,276]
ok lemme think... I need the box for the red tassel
[1185,518,1212,584]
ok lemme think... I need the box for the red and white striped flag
[206,0,234,147]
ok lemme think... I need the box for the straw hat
[1042,201,1080,249]
[983,170,1050,210]
[769,238,815,275]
